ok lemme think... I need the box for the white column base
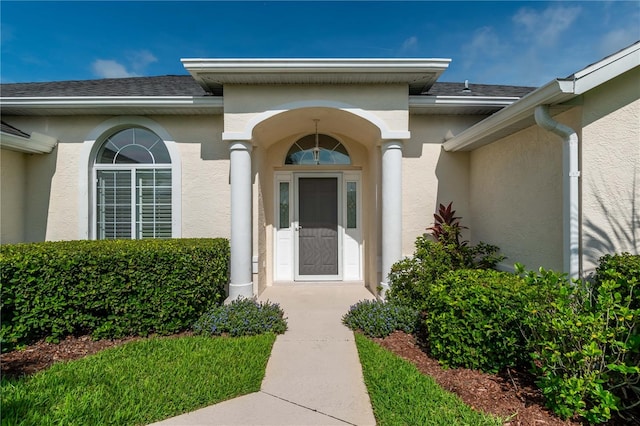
[378,281,390,300]
[225,282,254,304]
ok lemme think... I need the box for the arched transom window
[94,128,172,239]
[285,134,350,165]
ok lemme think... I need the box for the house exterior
[1,42,638,299]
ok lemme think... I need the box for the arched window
[285,134,350,165]
[93,128,172,239]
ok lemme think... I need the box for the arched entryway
[225,103,407,299]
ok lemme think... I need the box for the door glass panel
[347,181,357,229]
[279,182,289,229]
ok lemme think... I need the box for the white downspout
[534,105,581,279]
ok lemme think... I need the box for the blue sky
[1,1,639,87]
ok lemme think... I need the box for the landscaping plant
[424,268,555,373]
[342,299,419,338]
[193,297,287,337]
[386,202,504,311]
[0,238,229,351]
[520,260,639,424]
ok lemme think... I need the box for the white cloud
[92,59,138,78]
[459,26,507,71]
[92,50,158,79]
[513,5,582,46]
[129,50,158,72]
[400,36,418,53]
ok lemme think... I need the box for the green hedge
[1,238,229,351]
[424,269,558,373]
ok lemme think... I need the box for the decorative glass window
[279,182,290,229]
[285,134,350,165]
[94,128,172,239]
[346,181,357,228]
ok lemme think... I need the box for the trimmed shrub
[1,238,229,351]
[595,252,639,310]
[386,236,456,311]
[425,269,555,373]
[386,203,504,310]
[193,297,287,336]
[522,261,639,424]
[342,299,419,338]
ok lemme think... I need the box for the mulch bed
[1,331,634,425]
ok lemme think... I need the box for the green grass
[1,334,276,426]
[355,333,502,426]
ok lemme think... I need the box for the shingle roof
[0,121,30,138]
[0,75,537,98]
[0,75,208,97]
[427,82,537,97]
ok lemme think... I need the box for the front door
[296,176,340,279]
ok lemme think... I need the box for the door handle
[296,225,303,231]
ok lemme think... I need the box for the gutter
[534,105,581,279]
[0,131,57,154]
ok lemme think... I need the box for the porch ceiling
[181,58,451,95]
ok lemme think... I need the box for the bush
[425,268,555,373]
[595,253,639,310]
[342,299,419,338]
[521,262,639,424]
[193,297,287,337]
[386,236,457,311]
[1,238,229,351]
[386,202,503,311]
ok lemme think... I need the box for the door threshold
[272,281,365,287]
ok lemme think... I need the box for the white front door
[274,171,362,282]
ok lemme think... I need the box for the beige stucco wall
[223,84,409,138]
[468,115,569,271]
[403,115,482,255]
[580,67,640,274]
[2,115,230,242]
[1,148,26,243]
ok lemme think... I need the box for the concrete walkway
[152,284,377,426]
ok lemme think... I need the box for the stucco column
[380,140,403,297]
[228,141,253,301]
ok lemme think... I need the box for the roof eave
[181,58,452,95]
[0,96,224,115]
[442,80,575,151]
[442,42,640,152]
[0,131,57,154]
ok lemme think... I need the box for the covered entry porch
[181,57,451,299]
[227,105,405,299]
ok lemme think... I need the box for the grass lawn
[355,333,502,426]
[1,334,276,426]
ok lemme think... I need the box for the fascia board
[181,58,452,72]
[0,131,57,154]
[573,45,640,94]
[442,80,576,151]
[182,58,452,94]
[409,95,518,110]
[0,96,223,110]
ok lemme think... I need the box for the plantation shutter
[136,169,172,239]
[97,170,132,239]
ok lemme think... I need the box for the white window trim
[79,116,181,240]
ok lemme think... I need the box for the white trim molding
[0,131,57,154]
[182,57,451,95]
[78,116,182,240]
[222,99,411,142]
